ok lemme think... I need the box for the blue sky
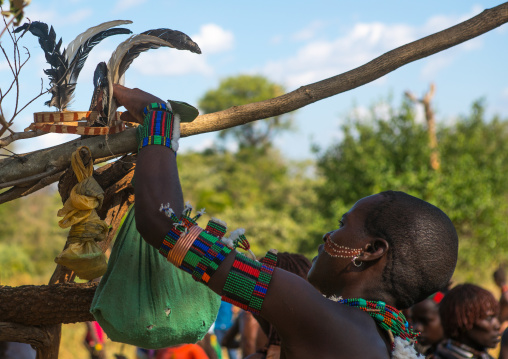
[1,0,507,159]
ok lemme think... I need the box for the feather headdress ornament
[14,20,132,111]
[106,29,201,121]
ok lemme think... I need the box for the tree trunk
[405,83,440,170]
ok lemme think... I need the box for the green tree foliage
[0,0,29,26]
[186,75,318,258]
[177,147,324,257]
[315,98,508,281]
[0,188,67,284]
[198,74,293,148]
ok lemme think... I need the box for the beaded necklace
[337,298,419,350]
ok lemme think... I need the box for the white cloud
[113,0,148,12]
[62,9,93,26]
[0,61,10,71]
[292,21,324,42]
[192,24,234,55]
[131,48,212,76]
[502,87,508,99]
[23,5,92,27]
[270,34,283,45]
[422,5,482,34]
[261,6,484,89]
[23,5,59,25]
[421,53,454,79]
[263,22,414,89]
[129,24,233,77]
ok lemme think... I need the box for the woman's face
[411,299,443,347]
[462,309,501,351]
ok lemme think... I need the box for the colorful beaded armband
[136,102,180,152]
[221,249,278,315]
[158,203,277,314]
[159,203,248,280]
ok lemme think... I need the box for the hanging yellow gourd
[55,146,108,280]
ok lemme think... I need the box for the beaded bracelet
[158,203,277,314]
[221,250,278,315]
[136,102,180,152]
[192,239,233,283]
[159,204,240,281]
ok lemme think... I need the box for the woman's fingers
[120,110,142,124]
[113,84,164,122]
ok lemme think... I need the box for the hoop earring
[352,255,363,267]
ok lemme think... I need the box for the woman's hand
[113,84,165,124]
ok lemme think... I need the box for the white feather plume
[106,34,179,120]
[392,337,424,359]
[65,20,133,63]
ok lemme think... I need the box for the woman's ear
[360,239,389,262]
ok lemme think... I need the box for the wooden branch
[0,129,46,148]
[0,283,96,325]
[0,3,507,195]
[0,170,63,205]
[0,165,59,189]
[0,322,51,347]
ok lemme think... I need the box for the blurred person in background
[84,321,106,359]
[411,292,445,357]
[431,284,501,359]
[214,301,238,359]
[0,341,36,359]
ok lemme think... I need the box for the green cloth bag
[90,206,220,349]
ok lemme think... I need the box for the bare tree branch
[0,322,51,347]
[0,129,46,147]
[0,3,507,199]
[0,283,97,325]
[0,170,64,204]
[0,165,59,189]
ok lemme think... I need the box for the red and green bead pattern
[222,250,278,315]
[158,203,277,314]
[205,218,227,239]
[337,298,419,348]
[137,102,175,152]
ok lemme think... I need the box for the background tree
[183,74,320,256]
[198,74,293,149]
[2,5,508,358]
[314,97,508,282]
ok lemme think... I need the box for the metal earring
[352,255,363,267]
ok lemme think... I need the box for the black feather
[14,21,132,111]
[14,21,71,110]
[13,21,48,38]
[141,28,201,54]
[88,62,109,117]
[69,28,132,83]
[93,61,108,88]
[116,28,201,80]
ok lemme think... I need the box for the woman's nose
[322,231,334,242]
[493,317,501,330]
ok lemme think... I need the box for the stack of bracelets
[158,203,278,315]
[139,103,278,315]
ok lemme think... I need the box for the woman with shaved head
[112,84,459,359]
